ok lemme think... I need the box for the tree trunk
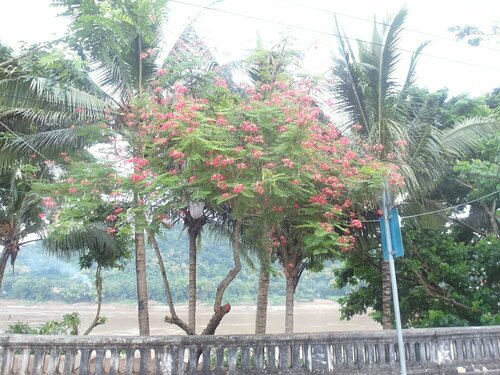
[381,260,392,329]
[201,221,242,336]
[135,228,150,335]
[146,229,193,335]
[0,246,9,290]
[285,275,295,334]
[255,251,271,334]
[188,230,197,333]
[84,265,103,335]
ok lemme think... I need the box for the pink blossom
[214,77,228,88]
[106,227,117,235]
[320,223,333,232]
[38,213,46,219]
[350,219,363,229]
[210,174,225,182]
[157,68,167,76]
[174,84,188,95]
[251,150,263,159]
[106,214,118,222]
[241,121,259,133]
[68,187,78,194]
[42,197,56,208]
[233,184,245,194]
[130,174,146,183]
[253,182,265,195]
[168,150,184,159]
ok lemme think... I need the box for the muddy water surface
[0,300,381,335]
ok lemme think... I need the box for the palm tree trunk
[0,246,9,290]
[135,228,150,335]
[285,275,295,334]
[255,250,271,334]
[188,230,197,333]
[381,261,393,329]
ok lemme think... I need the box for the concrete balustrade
[1,326,499,374]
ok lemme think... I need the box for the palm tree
[330,8,499,329]
[0,175,43,290]
[35,0,173,335]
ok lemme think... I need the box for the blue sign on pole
[379,207,404,261]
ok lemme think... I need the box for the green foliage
[336,229,500,328]
[4,313,80,335]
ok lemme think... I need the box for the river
[0,300,380,335]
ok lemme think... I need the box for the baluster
[201,346,211,375]
[345,343,354,367]
[240,346,250,373]
[124,349,135,375]
[267,346,276,371]
[187,346,198,375]
[279,345,289,370]
[92,349,105,375]
[254,345,263,370]
[292,343,301,369]
[78,349,91,375]
[108,349,119,375]
[2,347,14,375]
[138,348,150,375]
[31,348,45,375]
[17,348,30,375]
[227,347,237,373]
[215,347,224,375]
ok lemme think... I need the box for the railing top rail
[1,326,499,347]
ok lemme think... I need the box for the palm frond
[330,20,371,132]
[442,116,500,158]
[43,224,119,260]
[0,76,111,128]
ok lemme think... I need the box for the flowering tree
[131,77,387,334]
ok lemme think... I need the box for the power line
[402,190,500,220]
[271,0,500,54]
[360,189,500,223]
[170,0,500,72]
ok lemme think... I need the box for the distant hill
[0,228,349,304]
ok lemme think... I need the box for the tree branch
[146,228,193,335]
[410,267,472,312]
[84,265,104,335]
[201,220,242,335]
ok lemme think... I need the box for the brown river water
[0,300,380,335]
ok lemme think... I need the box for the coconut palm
[329,8,499,329]
[0,174,43,290]
[20,0,171,335]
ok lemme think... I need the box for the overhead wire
[359,189,500,223]
[169,0,500,72]
[270,0,500,54]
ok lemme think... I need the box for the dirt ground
[0,299,381,335]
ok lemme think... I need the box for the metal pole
[382,186,407,375]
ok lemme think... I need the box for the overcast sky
[1,0,499,96]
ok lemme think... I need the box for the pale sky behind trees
[0,0,499,96]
